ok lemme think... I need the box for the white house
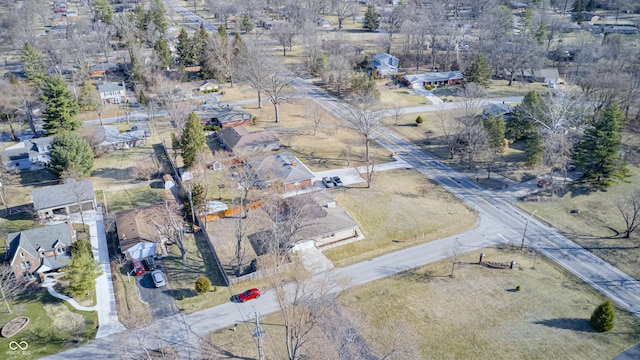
[371,53,399,76]
[97,81,127,104]
[1,136,53,171]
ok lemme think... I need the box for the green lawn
[103,187,168,214]
[0,289,98,360]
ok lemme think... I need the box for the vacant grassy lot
[324,169,477,267]
[518,166,640,280]
[0,289,98,360]
[103,186,168,215]
[208,246,640,359]
[340,246,640,359]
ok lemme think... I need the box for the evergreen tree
[585,0,596,11]
[590,300,615,332]
[351,73,380,100]
[524,130,543,167]
[193,23,210,64]
[506,91,542,140]
[154,38,173,69]
[465,53,490,88]
[184,182,206,218]
[149,0,168,37]
[535,20,547,45]
[176,28,196,66]
[78,80,98,111]
[181,112,206,168]
[93,0,114,24]
[573,0,585,23]
[239,14,254,33]
[139,89,147,105]
[363,4,380,32]
[22,42,46,85]
[483,113,506,154]
[41,76,81,134]
[50,131,94,178]
[575,103,629,187]
[195,275,211,294]
[63,241,102,297]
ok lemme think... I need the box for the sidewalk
[44,285,95,312]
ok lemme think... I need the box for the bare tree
[305,103,324,136]
[0,264,24,313]
[391,103,404,126]
[261,192,320,251]
[205,29,245,87]
[333,1,358,31]
[616,193,640,239]
[445,240,464,278]
[499,35,542,86]
[262,59,295,123]
[151,75,191,136]
[0,162,19,211]
[273,21,297,57]
[440,115,462,160]
[152,200,187,261]
[239,43,268,108]
[346,96,384,162]
[355,161,376,189]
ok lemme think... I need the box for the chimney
[290,161,297,167]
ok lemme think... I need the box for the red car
[537,179,552,188]
[132,260,145,275]
[237,288,261,302]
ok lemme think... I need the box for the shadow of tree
[170,288,198,299]
[534,318,594,332]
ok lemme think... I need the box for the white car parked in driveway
[151,270,166,287]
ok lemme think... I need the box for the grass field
[208,246,640,359]
[0,289,98,360]
[324,169,477,267]
[518,166,640,280]
[103,186,168,214]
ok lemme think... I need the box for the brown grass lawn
[324,169,477,267]
[208,247,640,359]
[112,262,152,328]
[377,79,429,108]
[431,79,547,101]
[518,166,640,280]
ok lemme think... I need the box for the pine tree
[193,23,210,65]
[535,20,547,45]
[363,4,380,32]
[575,103,629,188]
[78,80,98,111]
[195,275,211,294]
[50,131,94,178]
[93,0,114,24]
[22,42,46,85]
[154,38,173,69]
[63,241,102,297]
[176,28,196,66]
[524,130,543,167]
[240,14,254,33]
[184,182,205,217]
[590,300,615,332]
[139,89,147,105]
[483,113,506,154]
[506,91,542,140]
[465,53,490,88]
[41,76,81,135]
[181,112,206,168]
[149,0,168,37]
[585,0,596,11]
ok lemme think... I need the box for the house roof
[218,126,279,152]
[97,81,124,93]
[8,222,74,271]
[198,106,252,125]
[503,68,559,79]
[255,151,314,184]
[32,180,95,211]
[115,203,177,252]
[1,136,53,163]
[93,126,146,146]
[483,103,513,117]
[371,53,398,70]
[403,71,464,84]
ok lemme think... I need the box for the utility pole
[521,209,538,250]
[251,311,266,360]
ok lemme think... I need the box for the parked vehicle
[132,260,145,275]
[537,179,552,188]
[143,257,156,271]
[151,270,166,287]
[237,288,261,302]
[332,176,343,187]
[322,177,335,188]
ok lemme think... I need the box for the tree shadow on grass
[170,288,198,300]
[534,318,594,332]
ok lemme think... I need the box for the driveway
[134,265,177,320]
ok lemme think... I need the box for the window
[56,247,65,255]
[23,273,35,281]
[20,261,31,269]
[20,252,24,258]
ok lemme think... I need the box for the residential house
[198,82,219,92]
[115,203,174,260]
[502,68,559,83]
[89,62,120,78]
[218,126,279,157]
[1,136,54,171]
[603,25,638,35]
[371,52,399,76]
[198,106,253,129]
[402,71,464,87]
[7,222,76,283]
[254,152,314,192]
[97,81,127,104]
[93,126,146,152]
[32,180,96,220]
[257,17,282,30]
[248,191,362,255]
[315,17,333,28]
[483,103,514,121]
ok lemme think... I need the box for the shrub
[220,91,226,95]
[416,116,424,125]
[590,300,615,332]
[424,84,435,90]
[195,275,211,294]
[515,285,521,292]
[252,116,258,125]
[181,294,185,300]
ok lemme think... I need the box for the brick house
[7,222,76,283]
[218,126,279,157]
[97,81,127,104]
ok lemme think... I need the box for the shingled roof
[8,222,75,272]
[32,180,95,211]
[218,126,279,152]
[255,152,314,184]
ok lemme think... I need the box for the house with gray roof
[93,125,146,152]
[483,103,515,121]
[7,222,76,283]
[254,152,314,192]
[32,180,96,220]
[371,52,399,76]
[1,136,54,171]
[502,68,559,84]
[97,81,127,104]
[218,126,279,157]
[402,71,464,87]
[197,106,253,129]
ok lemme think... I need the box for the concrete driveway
[134,266,177,320]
